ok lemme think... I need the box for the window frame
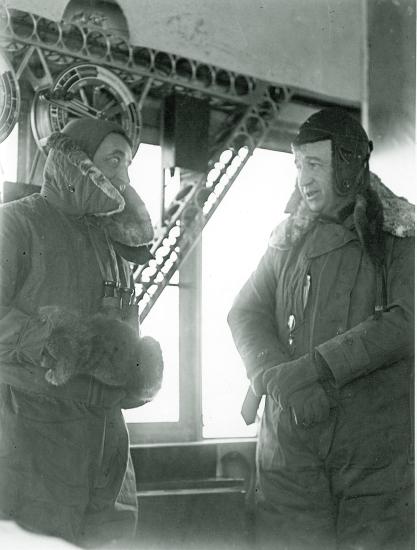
[127,240,203,444]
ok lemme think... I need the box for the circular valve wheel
[0,52,20,144]
[31,63,141,153]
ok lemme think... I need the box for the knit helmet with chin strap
[61,117,132,161]
[292,108,373,197]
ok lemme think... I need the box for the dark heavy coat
[228,174,414,550]
[0,134,156,546]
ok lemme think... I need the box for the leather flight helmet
[292,108,373,196]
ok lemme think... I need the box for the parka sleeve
[227,247,289,396]
[0,206,51,366]
[316,236,414,387]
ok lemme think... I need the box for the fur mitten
[40,307,93,385]
[39,307,164,400]
[121,336,164,408]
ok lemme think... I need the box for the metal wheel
[30,63,141,153]
[0,52,20,144]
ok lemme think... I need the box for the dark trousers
[0,384,137,547]
[255,393,414,550]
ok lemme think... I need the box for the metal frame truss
[0,3,293,322]
[134,85,291,322]
[1,5,266,105]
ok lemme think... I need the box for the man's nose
[119,165,130,186]
[123,164,131,182]
[112,168,130,192]
[298,165,313,187]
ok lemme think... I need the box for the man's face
[293,139,337,216]
[93,133,132,193]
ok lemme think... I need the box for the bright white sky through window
[124,145,297,431]
[202,148,296,438]
[125,144,180,424]
[0,125,18,196]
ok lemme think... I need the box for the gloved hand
[263,353,334,426]
[40,306,91,385]
[287,383,330,426]
[121,335,164,409]
[39,306,152,388]
[263,354,319,406]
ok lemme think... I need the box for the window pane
[202,148,296,438]
[0,125,18,197]
[129,143,162,227]
[123,283,179,423]
[125,143,180,423]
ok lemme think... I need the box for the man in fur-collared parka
[0,118,164,548]
[228,109,414,550]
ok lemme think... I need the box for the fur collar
[270,172,414,263]
[369,173,414,238]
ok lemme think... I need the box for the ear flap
[354,185,385,266]
[100,186,154,247]
[112,242,153,264]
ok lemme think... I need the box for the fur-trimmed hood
[270,172,414,262]
[41,132,154,248]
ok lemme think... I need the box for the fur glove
[120,335,164,409]
[39,307,163,400]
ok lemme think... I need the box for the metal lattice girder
[0,4,263,107]
[134,85,292,322]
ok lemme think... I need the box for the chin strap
[85,219,120,284]
[85,219,139,331]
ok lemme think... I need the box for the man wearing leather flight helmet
[228,108,414,549]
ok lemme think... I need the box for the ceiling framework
[0,4,294,321]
